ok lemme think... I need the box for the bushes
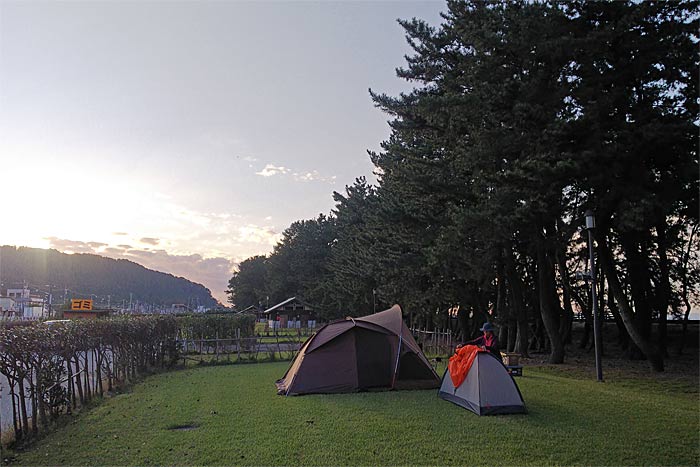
[0,315,179,444]
[0,314,257,445]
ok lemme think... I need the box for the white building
[21,303,43,319]
[7,288,30,301]
[6,288,45,319]
[0,296,17,318]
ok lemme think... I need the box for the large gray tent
[438,351,527,415]
[276,305,441,395]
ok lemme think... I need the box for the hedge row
[0,313,255,445]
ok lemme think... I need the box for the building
[23,302,44,319]
[170,303,190,314]
[7,288,46,319]
[6,288,30,301]
[238,304,261,315]
[0,296,17,318]
[261,297,316,329]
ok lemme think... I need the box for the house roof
[263,297,296,314]
[262,296,313,314]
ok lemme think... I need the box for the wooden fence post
[275,333,282,360]
[236,328,241,363]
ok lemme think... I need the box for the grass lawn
[12,362,699,466]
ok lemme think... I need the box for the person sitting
[458,322,502,363]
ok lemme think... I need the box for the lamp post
[585,209,603,382]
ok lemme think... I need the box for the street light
[585,209,603,382]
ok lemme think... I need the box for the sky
[0,0,447,303]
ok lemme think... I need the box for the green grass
[13,362,699,466]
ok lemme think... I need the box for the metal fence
[178,334,308,364]
[410,328,454,356]
[179,328,455,364]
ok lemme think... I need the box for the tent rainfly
[276,305,441,395]
[438,351,527,415]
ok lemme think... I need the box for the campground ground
[10,354,699,467]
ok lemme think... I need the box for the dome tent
[276,305,441,395]
[439,350,527,415]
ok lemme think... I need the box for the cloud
[255,164,290,177]
[117,244,133,250]
[255,163,336,184]
[140,237,160,245]
[88,241,107,248]
[103,247,126,255]
[292,170,337,183]
[44,237,98,254]
[237,224,281,246]
[113,232,128,236]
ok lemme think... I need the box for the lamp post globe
[585,209,595,230]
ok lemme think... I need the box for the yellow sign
[71,299,93,311]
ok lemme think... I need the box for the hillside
[0,246,217,307]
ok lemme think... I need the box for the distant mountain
[0,246,218,307]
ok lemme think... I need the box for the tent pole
[391,335,403,389]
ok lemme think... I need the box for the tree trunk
[596,266,606,356]
[606,284,629,349]
[677,224,697,355]
[94,349,103,397]
[9,380,20,440]
[580,286,592,349]
[495,258,510,348]
[457,307,469,343]
[18,375,29,438]
[66,360,74,412]
[28,374,38,435]
[621,232,654,360]
[556,249,575,345]
[598,232,664,372]
[73,356,84,404]
[83,352,91,401]
[655,221,671,356]
[504,244,530,357]
[536,238,565,363]
[36,365,48,429]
